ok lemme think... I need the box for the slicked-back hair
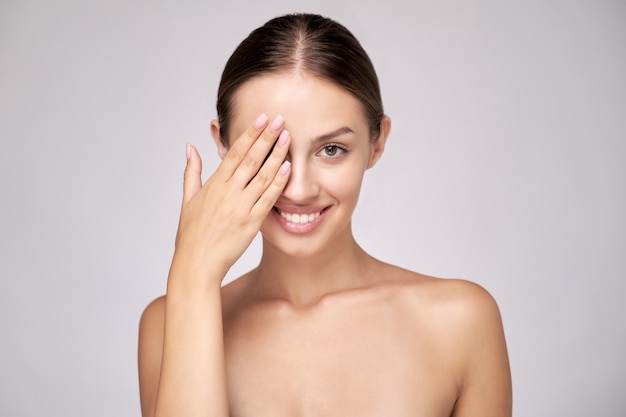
[216,13,384,145]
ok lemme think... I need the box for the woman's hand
[173,113,291,282]
[140,117,288,417]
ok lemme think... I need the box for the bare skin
[138,72,512,417]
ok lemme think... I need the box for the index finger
[229,115,285,186]
[215,113,268,181]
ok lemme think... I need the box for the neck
[251,231,377,307]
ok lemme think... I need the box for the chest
[223,302,458,417]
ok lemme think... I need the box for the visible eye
[317,144,348,159]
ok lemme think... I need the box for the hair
[216,13,384,145]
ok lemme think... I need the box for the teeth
[279,210,321,224]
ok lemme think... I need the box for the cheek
[319,163,366,202]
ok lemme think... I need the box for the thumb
[182,143,203,206]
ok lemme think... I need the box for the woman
[138,13,511,417]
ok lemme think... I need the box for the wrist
[166,251,228,295]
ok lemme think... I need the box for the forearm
[154,261,229,417]
[147,115,289,417]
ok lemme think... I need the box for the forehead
[228,72,369,142]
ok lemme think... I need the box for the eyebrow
[311,127,355,144]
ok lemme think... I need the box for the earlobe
[368,116,391,169]
[210,119,229,159]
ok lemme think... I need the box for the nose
[281,158,319,203]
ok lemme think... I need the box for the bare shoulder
[138,295,167,375]
[386,268,511,416]
[140,295,166,325]
[385,266,502,327]
[414,276,507,355]
[390,267,511,416]
[427,277,501,321]
[138,296,166,417]
[139,295,167,346]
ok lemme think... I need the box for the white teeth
[279,210,321,224]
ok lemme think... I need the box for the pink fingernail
[279,160,291,176]
[270,115,284,132]
[254,113,268,129]
[277,130,289,146]
[186,143,191,161]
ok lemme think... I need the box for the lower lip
[271,208,328,234]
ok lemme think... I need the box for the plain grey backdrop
[1,0,624,416]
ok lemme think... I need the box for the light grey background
[1,0,624,416]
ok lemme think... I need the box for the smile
[271,205,330,234]
[276,209,322,225]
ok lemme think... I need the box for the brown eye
[324,145,338,156]
[317,143,348,159]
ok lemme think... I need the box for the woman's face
[212,72,389,257]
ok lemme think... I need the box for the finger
[250,160,291,218]
[244,129,290,201]
[230,115,285,185]
[182,143,203,206]
[216,113,269,180]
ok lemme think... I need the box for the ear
[367,116,391,169]
[211,119,229,159]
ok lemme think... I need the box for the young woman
[138,13,511,417]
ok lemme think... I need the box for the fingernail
[270,115,284,132]
[279,160,291,176]
[277,130,289,146]
[254,113,268,129]
[186,143,191,161]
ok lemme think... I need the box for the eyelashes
[280,142,351,162]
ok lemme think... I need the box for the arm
[451,283,512,417]
[138,114,291,417]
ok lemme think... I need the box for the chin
[261,232,329,259]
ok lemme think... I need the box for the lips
[272,205,329,232]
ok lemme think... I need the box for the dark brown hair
[216,13,384,144]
